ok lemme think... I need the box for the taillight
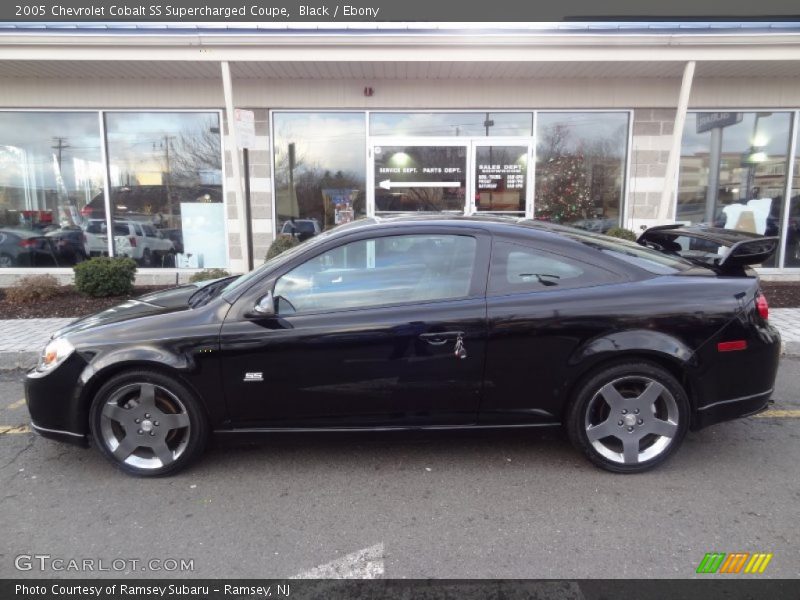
[18,238,37,248]
[756,292,769,320]
[129,236,137,247]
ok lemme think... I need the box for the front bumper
[25,352,90,447]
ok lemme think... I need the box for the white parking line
[291,543,385,579]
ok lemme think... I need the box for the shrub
[3,274,63,304]
[266,234,300,260]
[189,268,231,283]
[74,257,137,297]
[605,227,638,242]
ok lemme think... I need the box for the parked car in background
[25,216,780,476]
[46,228,88,265]
[0,228,59,267]
[281,218,322,242]
[113,221,175,267]
[160,228,184,255]
[82,219,110,257]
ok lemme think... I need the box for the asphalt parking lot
[1,360,799,580]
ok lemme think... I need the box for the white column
[659,60,696,222]
[220,60,250,271]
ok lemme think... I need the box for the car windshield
[561,229,694,275]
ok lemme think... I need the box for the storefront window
[104,112,224,269]
[273,112,366,236]
[535,112,629,233]
[785,118,800,268]
[677,112,792,267]
[370,112,532,137]
[0,112,104,268]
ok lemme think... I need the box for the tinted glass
[489,241,618,295]
[535,112,629,233]
[105,112,225,268]
[274,234,477,313]
[370,112,532,137]
[273,112,366,236]
[677,112,792,267]
[782,118,799,268]
[0,111,103,267]
[562,230,691,275]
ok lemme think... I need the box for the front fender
[74,346,197,430]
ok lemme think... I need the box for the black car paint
[25,217,781,447]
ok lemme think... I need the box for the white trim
[660,60,695,222]
[622,109,634,230]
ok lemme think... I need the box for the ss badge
[244,372,264,382]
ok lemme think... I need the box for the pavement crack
[0,434,35,472]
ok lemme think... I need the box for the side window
[489,241,618,295]
[142,225,157,238]
[273,234,477,314]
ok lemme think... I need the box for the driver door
[219,228,490,428]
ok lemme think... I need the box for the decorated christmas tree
[536,153,592,223]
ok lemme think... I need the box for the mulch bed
[761,282,800,309]
[0,281,798,320]
[0,286,170,319]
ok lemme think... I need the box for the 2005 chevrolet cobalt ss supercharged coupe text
[25,216,780,476]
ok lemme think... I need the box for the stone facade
[627,109,676,232]
[222,108,274,273]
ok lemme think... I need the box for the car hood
[52,283,204,338]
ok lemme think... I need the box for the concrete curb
[0,351,38,372]
[783,341,800,358]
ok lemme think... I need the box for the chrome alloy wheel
[99,382,191,470]
[584,376,680,465]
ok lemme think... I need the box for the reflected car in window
[25,216,780,476]
[0,229,59,268]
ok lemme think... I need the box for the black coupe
[25,216,781,476]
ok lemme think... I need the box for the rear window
[562,231,693,275]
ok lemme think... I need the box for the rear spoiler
[637,225,779,272]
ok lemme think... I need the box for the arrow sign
[379,179,460,190]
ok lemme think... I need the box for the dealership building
[1,21,800,282]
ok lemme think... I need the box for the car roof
[332,214,583,243]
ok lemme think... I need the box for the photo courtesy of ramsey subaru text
[25,216,780,476]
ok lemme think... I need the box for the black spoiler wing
[637,225,779,272]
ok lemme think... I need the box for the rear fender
[569,329,695,374]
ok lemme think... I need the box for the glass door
[470,140,533,217]
[369,139,469,215]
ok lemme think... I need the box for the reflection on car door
[220,228,491,428]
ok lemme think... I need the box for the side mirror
[250,291,275,317]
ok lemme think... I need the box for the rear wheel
[89,370,208,476]
[0,253,13,268]
[140,248,153,267]
[567,361,689,473]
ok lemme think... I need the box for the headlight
[37,338,75,372]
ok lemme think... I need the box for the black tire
[0,253,14,268]
[566,360,689,474]
[89,369,209,477]
[163,251,176,268]
[140,248,153,267]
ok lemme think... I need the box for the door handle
[419,331,464,346]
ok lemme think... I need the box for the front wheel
[566,361,689,473]
[89,370,208,476]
